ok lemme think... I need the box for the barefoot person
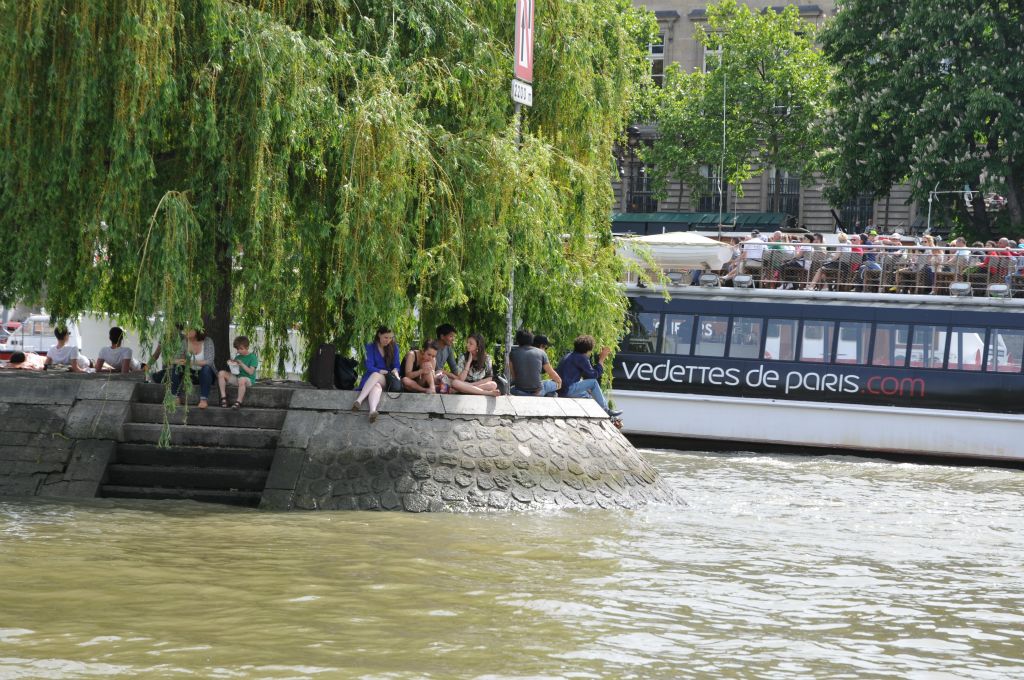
[217,336,258,409]
[401,339,439,393]
[446,333,501,396]
[353,326,401,423]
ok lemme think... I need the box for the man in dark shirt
[556,334,622,417]
[509,329,561,396]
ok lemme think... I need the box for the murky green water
[2,450,1023,679]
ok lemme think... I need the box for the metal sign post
[506,0,534,386]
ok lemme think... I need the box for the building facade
[615,1,920,234]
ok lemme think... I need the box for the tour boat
[612,248,1024,462]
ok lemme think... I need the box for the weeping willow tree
[0,0,656,372]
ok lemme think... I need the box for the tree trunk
[204,236,233,372]
[1005,167,1024,231]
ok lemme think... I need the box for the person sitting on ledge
[433,323,459,375]
[509,329,561,397]
[5,351,47,370]
[44,326,89,372]
[353,325,401,423]
[401,339,439,394]
[95,326,140,373]
[169,328,217,409]
[556,334,622,418]
[444,333,501,396]
[217,335,258,409]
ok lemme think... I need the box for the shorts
[222,373,252,386]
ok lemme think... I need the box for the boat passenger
[722,230,765,282]
[556,334,622,418]
[806,232,850,291]
[401,339,439,394]
[353,325,401,423]
[95,327,140,373]
[169,329,217,409]
[44,327,89,372]
[509,329,561,397]
[217,335,258,409]
[445,333,501,397]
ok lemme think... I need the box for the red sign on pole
[514,0,534,83]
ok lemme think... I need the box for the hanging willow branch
[0,0,657,371]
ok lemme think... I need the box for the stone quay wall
[0,373,133,499]
[0,373,678,511]
[265,391,677,511]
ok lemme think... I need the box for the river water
[2,450,1023,679]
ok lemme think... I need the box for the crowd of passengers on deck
[2,322,624,424]
[707,228,1024,295]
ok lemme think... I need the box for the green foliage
[0,0,656,370]
[820,0,1024,239]
[646,0,831,210]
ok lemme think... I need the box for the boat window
[694,315,729,357]
[662,314,695,356]
[835,322,871,365]
[988,329,1024,373]
[728,317,763,359]
[799,320,834,363]
[626,312,661,354]
[909,325,946,369]
[947,327,986,371]
[764,319,798,361]
[872,323,909,367]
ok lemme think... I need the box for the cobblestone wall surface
[262,392,678,512]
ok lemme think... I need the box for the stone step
[135,382,294,409]
[115,443,275,470]
[130,402,287,430]
[122,423,278,449]
[99,485,262,507]
[105,464,268,491]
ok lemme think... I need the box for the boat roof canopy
[612,212,795,236]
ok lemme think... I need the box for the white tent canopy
[617,231,734,271]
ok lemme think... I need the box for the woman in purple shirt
[352,326,401,423]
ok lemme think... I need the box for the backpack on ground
[309,343,336,389]
[334,355,359,390]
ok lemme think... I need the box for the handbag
[384,371,403,394]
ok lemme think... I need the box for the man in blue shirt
[556,334,622,417]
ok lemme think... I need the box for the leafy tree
[0,0,656,371]
[820,0,1024,239]
[646,0,830,215]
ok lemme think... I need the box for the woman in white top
[169,329,217,408]
[95,327,139,373]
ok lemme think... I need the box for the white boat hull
[614,389,1022,462]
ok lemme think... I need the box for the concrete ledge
[0,378,80,405]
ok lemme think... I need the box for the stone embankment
[0,373,677,511]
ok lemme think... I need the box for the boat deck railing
[637,245,1024,298]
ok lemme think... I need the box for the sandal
[220,397,229,408]
[351,400,361,412]
[368,410,379,424]
[232,401,242,410]
[198,398,208,410]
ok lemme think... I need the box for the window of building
[662,314,695,355]
[696,165,727,213]
[702,44,723,73]
[947,327,986,371]
[871,323,909,367]
[649,33,665,87]
[626,162,657,213]
[835,321,871,365]
[625,311,661,354]
[988,329,1024,373]
[840,193,874,232]
[799,320,834,363]
[764,319,799,361]
[728,317,763,359]
[695,315,729,357]
[767,168,800,216]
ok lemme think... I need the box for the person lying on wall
[4,351,47,370]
